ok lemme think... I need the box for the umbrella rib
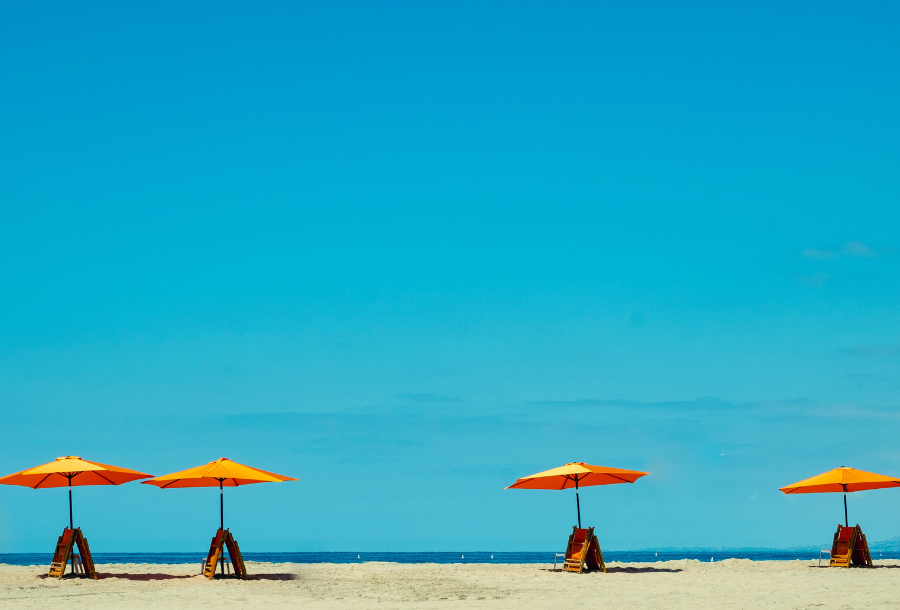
[160,480,179,489]
[603,473,632,484]
[94,472,116,485]
[33,473,52,489]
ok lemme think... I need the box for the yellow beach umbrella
[506,462,649,528]
[142,457,297,529]
[0,456,153,529]
[779,466,900,526]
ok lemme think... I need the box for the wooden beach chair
[223,530,248,578]
[562,527,607,573]
[203,529,225,579]
[75,530,98,579]
[829,525,873,568]
[48,528,75,578]
[203,528,249,579]
[851,528,873,567]
[48,528,97,579]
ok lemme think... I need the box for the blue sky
[2,1,900,553]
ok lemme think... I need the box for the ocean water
[3,549,900,566]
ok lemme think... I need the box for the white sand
[1,559,899,609]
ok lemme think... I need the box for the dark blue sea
[3,549,900,566]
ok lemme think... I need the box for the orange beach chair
[203,528,248,579]
[562,526,606,573]
[48,528,97,579]
[829,524,873,568]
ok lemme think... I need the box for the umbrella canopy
[0,456,153,488]
[779,467,900,494]
[506,462,648,490]
[506,462,649,527]
[142,457,297,488]
[779,466,900,526]
[143,458,297,530]
[0,456,153,529]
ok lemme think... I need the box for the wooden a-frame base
[830,524,873,568]
[563,526,607,573]
[203,528,248,579]
[48,528,97,579]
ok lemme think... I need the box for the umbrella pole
[220,480,224,576]
[575,479,581,529]
[68,477,74,576]
[844,491,848,528]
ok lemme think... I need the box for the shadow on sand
[247,573,299,581]
[97,573,197,581]
[37,574,105,580]
[544,567,683,574]
[606,566,683,574]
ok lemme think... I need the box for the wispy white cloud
[802,240,878,259]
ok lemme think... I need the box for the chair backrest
[223,530,248,579]
[830,524,860,568]
[73,529,98,580]
[566,528,593,562]
[205,529,224,565]
[51,528,75,563]
[203,529,226,579]
[585,534,607,573]
[850,527,873,567]
[48,528,77,578]
[570,528,590,544]
[835,526,855,541]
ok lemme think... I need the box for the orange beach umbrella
[0,456,153,528]
[506,462,649,528]
[779,466,900,526]
[142,458,297,529]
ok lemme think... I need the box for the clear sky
[1,1,900,553]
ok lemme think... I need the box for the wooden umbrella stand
[561,526,606,573]
[202,528,248,579]
[48,527,97,579]
[829,524,873,568]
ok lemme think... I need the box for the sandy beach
[1,559,898,609]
